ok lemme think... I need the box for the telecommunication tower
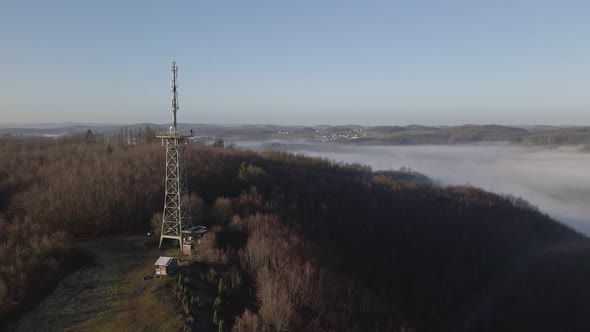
[156,61,195,249]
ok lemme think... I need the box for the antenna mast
[171,61,178,130]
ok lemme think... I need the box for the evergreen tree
[217,278,226,297]
[213,138,224,148]
[213,309,219,325]
[213,296,222,312]
[85,129,96,144]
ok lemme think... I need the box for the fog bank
[238,140,590,235]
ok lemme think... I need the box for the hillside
[1,135,590,331]
[2,123,590,147]
[305,124,590,146]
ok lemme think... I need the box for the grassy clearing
[11,235,185,332]
[87,263,184,332]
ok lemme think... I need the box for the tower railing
[156,131,194,138]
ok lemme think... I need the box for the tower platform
[156,131,194,139]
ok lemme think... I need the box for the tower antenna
[156,61,195,250]
[171,61,178,130]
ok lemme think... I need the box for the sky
[1,0,589,126]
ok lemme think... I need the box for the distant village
[276,128,368,142]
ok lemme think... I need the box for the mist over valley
[238,140,590,235]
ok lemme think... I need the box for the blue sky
[1,1,589,126]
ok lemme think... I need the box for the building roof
[154,256,175,266]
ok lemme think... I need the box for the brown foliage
[0,216,69,316]
[234,213,376,331]
[232,309,261,332]
[213,197,233,226]
[150,211,163,239]
[0,139,163,318]
[188,193,206,225]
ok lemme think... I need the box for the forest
[1,129,590,331]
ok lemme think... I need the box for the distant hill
[2,123,590,146]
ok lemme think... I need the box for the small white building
[154,256,177,276]
[182,239,194,255]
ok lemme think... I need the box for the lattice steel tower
[156,61,194,249]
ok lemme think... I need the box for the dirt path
[9,234,184,332]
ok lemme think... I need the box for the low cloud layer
[239,140,590,235]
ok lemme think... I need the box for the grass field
[10,235,185,332]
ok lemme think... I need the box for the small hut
[154,256,177,276]
[182,239,194,255]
